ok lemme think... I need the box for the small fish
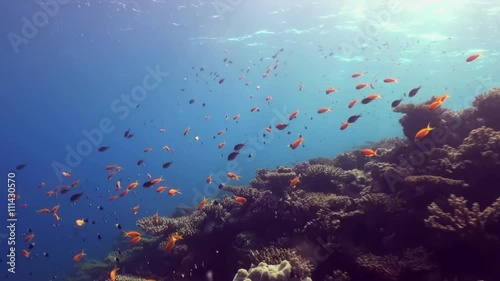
[218,78,225,84]
[466,53,481,62]
[391,98,403,108]
[347,114,362,124]
[228,151,240,161]
[137,160,144,166]
[415,123,434,141]
[124,129,131,138]
[435,93,451,103]
[340,122,349,130]
[355,83,374,90]
[289,177,300,188]
[235,196,247,204]
[110,265,120,281]
[16,164,27,170]
[76,219,86,226]
[233,114,240,120]
[43,252,49,257]
[127,181,139,190]
[62,171,72,177]
[206,175,212,184]
[151,176,164,185]
[351,71,367,78]
[189,99,195,104]
[69,193,83,202]
[24,233,35,243]
[383,77,398,83]
[37,208,50,214]
[132,204,140,214]
[408,86,421,97]
[250,106,259,112]
[168,189,181,196]
[275,123,289,130]
[165,235,183,252]
[290,136,304,150]
[183,127,190,136]
[130,236,141,244]
[123,231,141,238]
[29,242,35,249]
[156,186,167,193]
[288,109,299,121]
[428,100,443,111]
[197,197,206,210]
[98,146,110,152]
[163,161,173,169]
[218,141,226,149]
[360,149,378,157]
[348,99,357,109]
[22,249,30,258]
[142,181,153,188]
[115,223,122,230]
[144,147,152,153]
[317,107,331,114]
[325,87,338,94]
[97,233,102,240]
[233,143,246,151]
[227,172,240,180]
[73,250,86,262]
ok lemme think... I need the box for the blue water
[1,0,498,280]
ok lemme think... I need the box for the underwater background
[1,0,499,280]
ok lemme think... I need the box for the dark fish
[29,243,35,249]
[61,188,70,195]
[98,146,110,152]
[200,67,205,71]
[408,85,421,97]
[16,164,27,170]
[361,97,373,104]
[162,161,173,169]
[115,223,122,230]
[213,200,219,206]
[137,160,144,166]
[218,78,225,84]
[97,233,102,240]
[202,103,206,107]
[142,181,153,188]
[70,192,83,202]
[189,99,195,104]
[124,129,131,138]
[391,98,403,108]
[98,206,104,210]
[43,252,49,257]
[218,183,224,189]
[83,218,89,223]
[115,257,120,262]
[228,151,240,161]
[248,154,253,158]
[233,143,246,151]
[126,133,134,139]
[27,228,32,233]
[347,114,362,123]
[118,249,122,255]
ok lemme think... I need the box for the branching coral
[425,194,500,240]
[324,270,351,281]
[403,175,468,190]
[250,166,297,195]
[472,87,500,129]
[357,192,405,216]
[249,247,313,279]
[221,184,269,199]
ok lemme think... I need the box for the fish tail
[427,122,434,130]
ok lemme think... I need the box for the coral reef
[69,87,500,281]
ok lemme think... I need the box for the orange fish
[168,188,181,196]
[19,203,28,208]
[110,265,120,281]
[62,171,72,177]
[250,106,259,112]
[54,212,61,222]
[367,94,382,100]
[317,107,331,114]
[123,231,141,238]
[428,100,443,111]
[289,177,300,188]
[227,172,240,180]
[325,87,338,94]
[355,83,374,90]
[206,175,212,184]
[109,195,118,201]
[197,197,206,210]
[151,176,164,185]
[127,181,139,190]
[415,123,434,141]
[290,136,304,150]
[37,208,50,214]
[132,204,140,215]
[130,236,141,244]
[38,182,46,188]
[275,122,288,130]
[71,180,80,187]
[165,235,183,252]
[106,164,116,171]
[217,130,225,136]
[52,204,60,213]
[383,77,398,83]
[435,93,451,103]
[153,211,159,224]
[348,99,357,108]
[163,145,171,152]
[107,172,116,180]
[73,250,86,262]
[466,53,481,62]
[147,173,152,179]
[235,196,247,204]
[22,249,30,258]
[340,122,349,130]
[218,141,226,149]
[360,149,378,157]
[119,189,130,197]
[24,233,35,242]
[156,186,167,193]
[183,127,190,136]
[76,219,86,226]
[289,109,299,120]
[144,147,152,153]
[351,72,366,78]
[233,114,241,120]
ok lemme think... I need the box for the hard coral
[233,260,312,281]
[472,87,500,129]
[249,247,314,279]
[250,166,297,195]
[425,194,500,240]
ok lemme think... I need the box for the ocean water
[1,0,499,281]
